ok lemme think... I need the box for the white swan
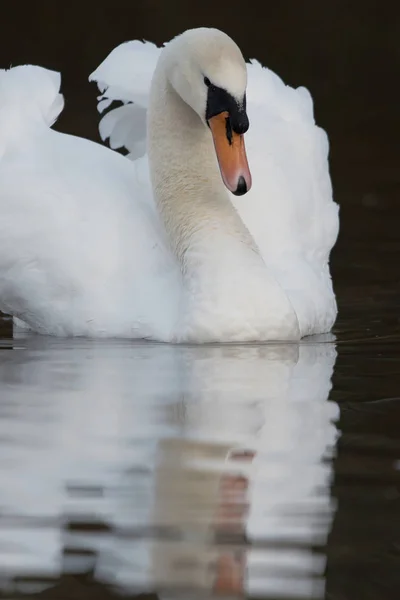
[0,28,339,342]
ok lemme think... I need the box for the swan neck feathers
[147,30,259,271]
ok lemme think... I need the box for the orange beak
[208,111,252,196]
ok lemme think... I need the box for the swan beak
[208,111,252,196]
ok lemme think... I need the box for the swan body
[0,28,339,342]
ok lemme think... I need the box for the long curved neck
[147,55,261,276]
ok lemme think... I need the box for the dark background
[2,2,400,599]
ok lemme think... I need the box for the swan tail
[0,65,64,150]
[89,40,161,159]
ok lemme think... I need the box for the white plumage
[0,28,339,342]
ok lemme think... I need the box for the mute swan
[0,28,339,342]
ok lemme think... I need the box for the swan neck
[147,60,259,269]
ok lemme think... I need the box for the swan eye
[204,76,211,87]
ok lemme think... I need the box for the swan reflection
[0,336,338,598]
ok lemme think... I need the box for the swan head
[166,28,251,196]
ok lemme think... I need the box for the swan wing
[89,40,162,159]
[234,59,339,335]
[0,65,178,339]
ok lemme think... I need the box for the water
[0,335,338,599]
